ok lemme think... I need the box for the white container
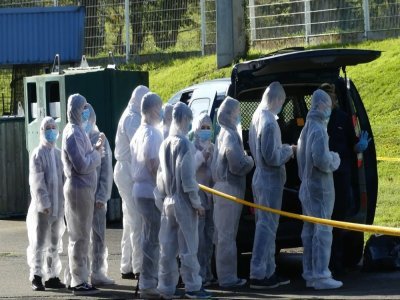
[49,102,60,118]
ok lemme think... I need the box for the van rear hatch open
[232,49,381,94]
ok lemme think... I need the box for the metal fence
[1,0,400,115]
[248,0,400,48]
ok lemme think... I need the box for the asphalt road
[1,218,399,299]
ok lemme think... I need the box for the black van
[168,48,380,267]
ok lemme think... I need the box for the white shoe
[91,273,115,286]
[140,288,160,299]
[313,278,343,290]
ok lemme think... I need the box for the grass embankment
[141,38,400,231]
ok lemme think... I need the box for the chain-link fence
[1,0,400,115]
[248,0,400,49]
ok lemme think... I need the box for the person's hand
[95,201,105,209]
[291,145,297,158]
[196,206,205,217]
[95,132,105,150]
[355,131,371,153]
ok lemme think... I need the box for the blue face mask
[81,108,90,122]
[197,129,212,141]
[44,129,58,143]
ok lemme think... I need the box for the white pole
[363,0,370,39]
[200,0,206,56]
[249,0,256,42]
[125,0,130,63]
[53,0,58,6]
[304,0,311,44]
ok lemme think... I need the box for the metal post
[363,0,370,39]
[304,0,311,44]
[249,0,256,43]
[200,0,206,56]
[125,0,130,63]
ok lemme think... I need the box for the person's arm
[29,151,51,213]
[312,130,340,173]
[260,122,293,167]
[95,138,113,206]
[180,143,203,210]
[65,131,101,175]
[225,133,254,176]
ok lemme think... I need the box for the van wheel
[343,231,364,267]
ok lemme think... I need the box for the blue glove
[355,131,371,153]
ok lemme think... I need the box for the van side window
[189,98,210,118]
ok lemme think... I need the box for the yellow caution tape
[377,156,400,162]
[199,184,400,237]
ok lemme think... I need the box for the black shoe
[32,275,45,291]
[72,282,100,296]
[121,272,135,279]
[250,273,290,289]
[45,277,66,289]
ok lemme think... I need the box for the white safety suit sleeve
[154,160,167,211]
[225,134,254,176]
[311,131,341,173]
[65,131,101,175]
[29,152,51,212]
[180,149,202,209]
[260,122,293,166]
[95,138,113,203]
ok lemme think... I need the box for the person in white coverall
[114,85,149,279]
[192,112,216,286]
[84,104,115,286]
[162,103,173,139]
[248,82,294,289]
[212,97,254,288]
[62,94,103,296]
[296,89,342,290]
[156,102,211,299]
[27,116,66,291]
[130,92,164,298]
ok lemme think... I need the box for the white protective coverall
[114,85,149,275]
[85,104,114,284]
[27,116,65,281]
[130,92,163,292]
[192,112,215,284]
[212,97,254,287]
[248,82,293,280]
[162,103,173,139]
[156,102,204,297]
[62,94,101,288]
[297,89,341,289]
